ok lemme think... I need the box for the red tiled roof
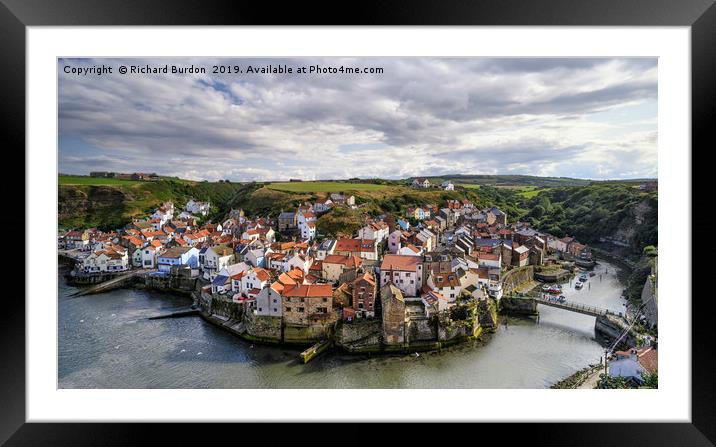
[282,284,333,298]
[380,254,421,272]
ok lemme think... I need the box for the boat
[575,282,584,290]
[589,272,596,277]
[579,274,588,282]
[557,295,566,303]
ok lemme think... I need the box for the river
[58,261,626,388]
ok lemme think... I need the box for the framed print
[6,0,713,443]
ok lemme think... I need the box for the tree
[641,371,658,388]
[530,204,545,218]
[597,374,631,389]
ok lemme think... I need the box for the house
[211,274,232,294]
[411,178,431,189]
[357,220,390,242]
[314,197,333,213]
[63,230,90,250]
[329,193,355,206]
[131,248,143,267]
[255,282,284,317]
[281,252,312,274]
[512,245,530,267]
[141,245,161,269]
[608,346,658,385]
[397,243,423,257]
[314,239,336,260]
[245,248,267,268]
[381,283,406,345]
[426,271,462,303]
[379,255,424,297]
[478,251,502,269]
[351,272,378,318]
[81,247,130,273]
[240,267,271,297]
[157,246,200,273]
[442,181,454,191]
[186,199,210,216]
[322,254,362,283]
[281,284,335,327]
[388,230,404,254]
[299,220,317,240]
[421,290,450,317]
[334,238,378,261]
[202,244,235,279]
[278,211,297,231]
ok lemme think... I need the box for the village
[58,177,656,386]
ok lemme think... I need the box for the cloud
[58,57,657,181]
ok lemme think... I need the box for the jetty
[70,270,148,296]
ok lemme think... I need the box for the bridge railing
[535,296,610,317]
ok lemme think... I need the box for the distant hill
[405,174,593,188]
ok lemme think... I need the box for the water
[58,262,625,388]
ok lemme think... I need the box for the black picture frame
[5,0,712,444]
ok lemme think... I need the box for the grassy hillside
[58,176,251,230]
[415,174,593,188]
[521,184,658,255]
[267,181,392,193]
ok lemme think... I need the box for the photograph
[57,56,659,390]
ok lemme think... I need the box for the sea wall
[408,318,437,342]
[144,274,197,293]
[500,297,538,316]
[335,319,382,348]
[243,312,282,343]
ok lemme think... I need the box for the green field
[266,181,392,193]
[458,184,481,189]
[59,175,144,186]
[517,187,550,199]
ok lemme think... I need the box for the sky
[58,57,657,182]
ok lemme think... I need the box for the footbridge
[534,296,617,318]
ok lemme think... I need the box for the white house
[427,271,462,303]
[202,245,235,280]
[157,246,200,273]
[255,283,283,317]
[240,267,272,297]
[442,181,454,191]
[411,178,431,189]
[357,221,390,242]
[387,230,403,254]
[186,199,210,216]
[314,239,336,261]
[314,198,333,213]
[397,244,423,257]
[299,220,317,241]
[81,248,130,273]
[379,255,424,297]
[282,253,312,273]
[478,251,502,269]
[141,245,161,269]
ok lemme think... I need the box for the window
[298,307,304,313]
[322,298,328,302]
[273,308,278,313]
[286,307,292,312]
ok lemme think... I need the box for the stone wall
[500,297,538,316]
[243,312,282,342]
[407,318,436,342]
[283,324,330,344]
[144,274,198,293]
[478,298,498,331]
[501,266,534,293]
[335,319,381,348]
[595,315,637,349]
[209,295,243,320]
